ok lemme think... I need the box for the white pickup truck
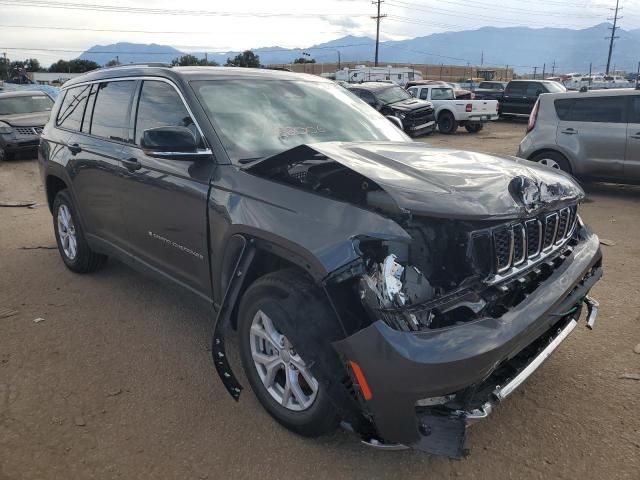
[407,85,499,134]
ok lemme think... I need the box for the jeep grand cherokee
[38,66,603,458]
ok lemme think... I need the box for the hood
[247,141,584,221]
[386,99,432,112]
[0,112,51,127]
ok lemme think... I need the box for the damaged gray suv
[39,66,603,458]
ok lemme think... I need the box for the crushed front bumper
[333,227,602,457]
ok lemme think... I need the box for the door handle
[561,128,578,135]
[122,157,142,171]
[67,143,82,155]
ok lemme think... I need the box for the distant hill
[79,24,640,72]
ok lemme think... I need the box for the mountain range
[79,23,640,73]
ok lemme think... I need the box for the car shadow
[583,182,640,202]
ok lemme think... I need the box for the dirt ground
[1,120,639,480]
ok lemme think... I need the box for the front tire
[437,111,458,134]
[465,123,483,133]
[238,269,339,437]
[53,190,108,273]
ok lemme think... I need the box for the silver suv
[518,88,640,183]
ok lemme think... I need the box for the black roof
[62,65,330,89]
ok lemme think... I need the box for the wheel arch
[528,148,573,173]
[45,174,69,213]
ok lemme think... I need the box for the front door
[119,79,215,300]
[625,95,640,181]
[502,82,526,114]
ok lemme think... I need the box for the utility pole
[605,0,622,75]
[533,66,538,79]
[588,62,593,88]
[480,51,484,66]
[636,61,640,89]
[542,63,546,78]
[337,50,341,70]
[372,0,386,67]
[2,52,6,81]
[552,60,556,76]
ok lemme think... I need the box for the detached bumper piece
[334,228,603,458]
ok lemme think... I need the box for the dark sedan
[0,90,53,161]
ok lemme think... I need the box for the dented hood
[248,141,584,220]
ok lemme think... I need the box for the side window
[506,82,525,95]
[628,96,640,124]
[526,83,544,97]
[397,74,402,80]
[81,84,98,133]
[419,89,429,100]
[135,80,194,145]
[407,88,418,98]
[56,85,91,131]
[360,91,376,106]
[561,96,627,123]
[90,81,136,142]
[554,99,575,121]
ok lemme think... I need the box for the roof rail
[90,63,173,72]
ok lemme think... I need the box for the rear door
[625,95,640,180]
[502,82,526,114]
[62,81,136,250]
[524,82,545,114]
[555,95,627,179]
[118,79,215,300]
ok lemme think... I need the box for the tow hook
[584,295,599,330]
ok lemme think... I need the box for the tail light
[465,104,472,112]
[496,102,500,112]
[527,99,540,132]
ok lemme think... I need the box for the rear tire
[465,123,483,133]
[437,111,458,134]
[238,269,339,438]
[53,190,108,273]
[531,151,572,173]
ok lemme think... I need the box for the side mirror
[385,115,403,130]
[141,126,206,159]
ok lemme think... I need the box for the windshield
[545,82,566,93]
[0,95,53,115]
[375,85,412,105]
[191,79,408,162]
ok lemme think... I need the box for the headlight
[0,121,12,134]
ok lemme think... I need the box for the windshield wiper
[238,156,266,165]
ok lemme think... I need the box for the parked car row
[0,90,53,161]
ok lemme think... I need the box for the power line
[605,0,622,75]
[0,0,369,18]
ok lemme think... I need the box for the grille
[407,107,434,125]
[492,206,578,276]
[14,126,43,136]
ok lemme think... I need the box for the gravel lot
[1,120,639,479]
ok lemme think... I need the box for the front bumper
[1,134,40,154]
[333,226,602,456]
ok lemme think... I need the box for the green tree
[171,54,218,66]
[0,56,8,80]
[226,50,260,68]
[24,58,43,72]
[293,57,316,64]
[104,59,120,67]
[49,59,100,73]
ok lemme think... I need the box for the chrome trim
[60,76,207,145]
[525,218,543,259]
[494,318,578,401]
[543,213,559,251]
[495,228,515,274]
[512,224,527,266]
[361,439,409,451]
[144,148,213,158]
[556,208,571,244]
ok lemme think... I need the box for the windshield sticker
[274,125,328,138]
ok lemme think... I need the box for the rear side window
[56,85,91,131]
[526,83,545,97]
[555,96,627,123]
[81,84,98,133]
[134,80,194,145]
[90,81,136,141]
[506,82,525,95]
[431,88,454,100]
[360,90,376,106]
[419,89,429,100]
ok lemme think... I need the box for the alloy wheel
[249,309,319,411]
[57,204,78,260]
[538,158,561,169]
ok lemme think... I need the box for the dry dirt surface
[1,121,639,480]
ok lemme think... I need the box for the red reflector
[349,361,373,401]
[465,103,472,112]
[527,99,540,132]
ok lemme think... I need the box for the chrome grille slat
[490,206,578,282]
